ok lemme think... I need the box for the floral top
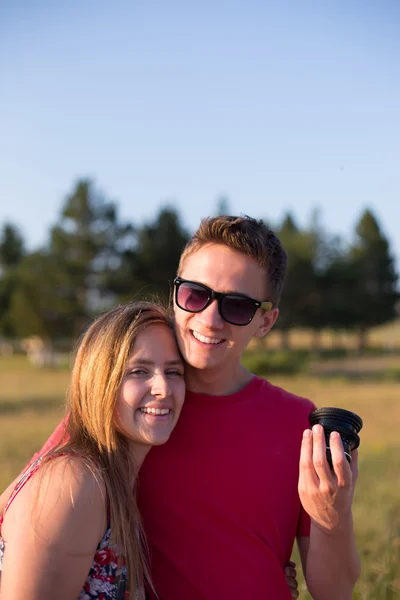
[0,456,131,599]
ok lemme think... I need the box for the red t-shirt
[34,376,315,599]
[139,376,315,599]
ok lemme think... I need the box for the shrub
[242,349,310,376]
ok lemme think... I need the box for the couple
[0,215,360,599]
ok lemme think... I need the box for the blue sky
[1,0,399,274]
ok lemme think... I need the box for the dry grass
[0,357,68,485]
[280,376,400,599]
[263,319,400,351]
[0,355,399,598]
[0,409,64,485]
[272,376,400,448]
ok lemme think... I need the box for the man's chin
[185,351,223,372]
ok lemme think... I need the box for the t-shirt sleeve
[26,417,68,467]
[296,504,311,537]
[296,398,317,538]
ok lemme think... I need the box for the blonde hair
[49,301,175,597]
[178,215,288,305]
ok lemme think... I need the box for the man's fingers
[286,575,299,600]
[284,560,298,598]
[299,429,319,489]
[330,431,352,487]
[286,560,296,569]
[284,566,297,578]
[312,424,333,482]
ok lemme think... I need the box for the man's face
[174,243,279,373]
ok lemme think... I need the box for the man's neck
[185,363,253,396]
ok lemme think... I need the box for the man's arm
[297,425,361,600]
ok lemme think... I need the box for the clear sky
[1,0,399,273]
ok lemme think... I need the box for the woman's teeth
[140,407,170,415]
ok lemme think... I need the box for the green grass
[1,356,399,598]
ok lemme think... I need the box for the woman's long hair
[50,301,175,597]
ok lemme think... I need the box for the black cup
[309,407,363,467]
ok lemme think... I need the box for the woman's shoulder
[22,452,106,506]
[42,452,106,492]
[2,452,107,555]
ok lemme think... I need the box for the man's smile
[191,330,225,345]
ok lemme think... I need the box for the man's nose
[197,299,224,329]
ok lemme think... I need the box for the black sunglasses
[173,277,273,326]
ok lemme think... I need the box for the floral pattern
[78,527,128,599]
[0,456,131,599]
[0,534,5,569]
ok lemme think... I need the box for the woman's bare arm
[0,476,19,515]
[1,456,107,600]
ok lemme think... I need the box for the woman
[0,301,186,599]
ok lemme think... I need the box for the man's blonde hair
[178,215,287,305]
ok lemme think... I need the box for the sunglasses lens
[221,296,256,325]
[177,282,210,312]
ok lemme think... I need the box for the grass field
[264,319,400,352]
[1,354,399,598]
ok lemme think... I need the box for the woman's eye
[129,369,148,376]
[166,369,184,377]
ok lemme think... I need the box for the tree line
[0,178,398,349]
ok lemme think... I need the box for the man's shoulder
[251,375,316,412]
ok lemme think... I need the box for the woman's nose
[151,373,171,397]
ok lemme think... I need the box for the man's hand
[284,560,299,600]
[298,424,358,532]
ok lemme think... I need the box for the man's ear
[253,308,279,339]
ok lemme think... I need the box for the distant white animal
[20,336,55,367]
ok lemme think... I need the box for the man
[136,216,360,599]
[3,216,360,599]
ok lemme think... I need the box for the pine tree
[0,223,25,270]
[0,223,25,337]
[275,213,317,348]
[7,179,136,341]
[133,205,190,301]
[348,209,398,350]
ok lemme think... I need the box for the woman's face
[115,324,185,452]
